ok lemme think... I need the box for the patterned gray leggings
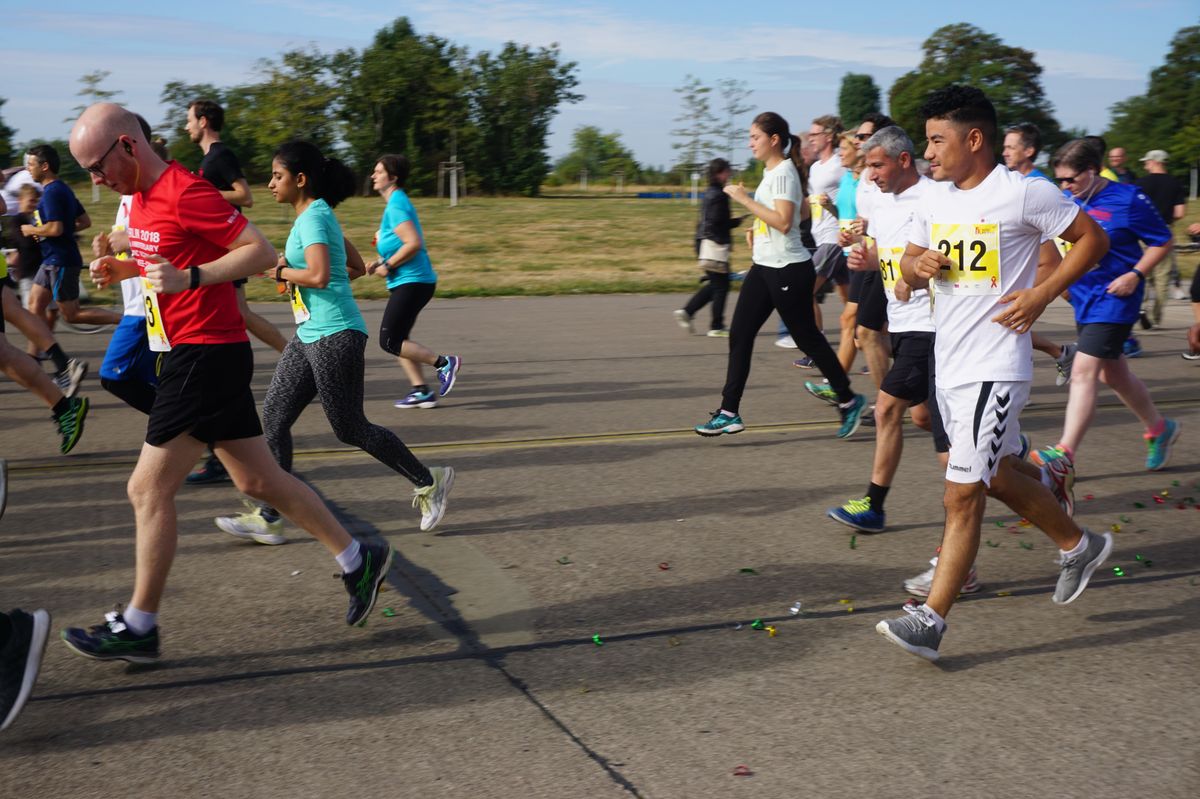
[263,329,432,487]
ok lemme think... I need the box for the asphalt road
[2,293,1198,798]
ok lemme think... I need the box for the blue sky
[6,1,1195,169]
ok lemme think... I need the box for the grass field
[54,182,1200,306]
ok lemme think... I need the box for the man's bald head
[1108,147,1126,168]
[70,102,166,194]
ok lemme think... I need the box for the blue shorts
[100,315,161,384]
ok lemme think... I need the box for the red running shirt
[127,161,249,345]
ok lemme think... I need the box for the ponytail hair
[273,140,357,208]
[752,111,810,195]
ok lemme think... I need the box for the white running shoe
[903,555,981,598]
[413,466,455,531]
[214,504,287,545]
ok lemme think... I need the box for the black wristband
[189,266,201,290]
[1132,269,1145,282]
[275,264,285,283]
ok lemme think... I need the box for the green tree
[66,70,122,123]
[838,73,881,128]
[463,42,581,195]
[1106,24,1200,177]
[888,24,1063,152]
[0,98,15,167]
[671,74,718,170]
[552,126,640,183]
[714,78,753,166]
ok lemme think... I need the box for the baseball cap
[1139,149,1169,162]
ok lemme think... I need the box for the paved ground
[2,293,1198,798]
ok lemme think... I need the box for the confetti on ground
[845,606,855,613]
[789,602,803,615]
[1135,554,1153,567]
[592,634,604,646]
[838,599,852,604]
[1161,490,1170,497]
[382,608,396,618]
[850,535,857,550]
[765,626,777,637]
[986,540,1000,547]
[658,562,670,571]
[739,567,758,575]
[579,682,590,694]
[1019,542,1034,550]
[557,556,572,565]
[669,636,681,647]
[996,591,1012,597]
[733,623,743,630]
[1019,518,1033,527]
[995,521,1005,528]
[1084,494,1095,501]
[1120,515,1132,523]
[1134,502,1146,508]
[290,570,302,577]
[750,619,765,630]
[1111,524,1122,533]
[1113,567,1126,577]
[732,765,753,777]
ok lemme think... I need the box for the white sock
[919,604,947,633]
[719,410,736,418]
[1060,532,1089,559]
[336,540,363,574]
[123,605,158,636]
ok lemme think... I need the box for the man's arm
[144,222,276,294]
[1172,203,1185,222]
[75,212,91,232]
[221,178,254,209]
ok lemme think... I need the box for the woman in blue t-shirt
[368,154,461,409]
[215,141,454,544]
[1030,138,1179,474]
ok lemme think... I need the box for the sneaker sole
[1053,531,1113,606]
[874,620,940,662]
[396,400,438,409]
[1147,422,1181,471]
[804,384,839,406]
[695,423,744,436]
[60,634,159,664]
[826,508,885,534]
[1,610,50,731]
[420,467,455,532]
[350,545,394,627]
[214,517,287,546]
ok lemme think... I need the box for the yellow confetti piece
[996,591,1011,597]
[765,626,777,637]
[846,606,855,613]
[1111,524,1122,533]
[838,599,852,604]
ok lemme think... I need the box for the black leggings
[721,261,852,414]
[379,281,436,356]
[263,329,432,487]
[683,270,731,330]
[1191,264,1200,303]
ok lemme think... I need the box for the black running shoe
[341,540,394,626]
[1,609,51,731]
[54,396,88,454]
[186,454,231,485]
[61,610,160,663]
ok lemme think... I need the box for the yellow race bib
[1053,237,1073,258]
[878,246,905,293]
[810,198,824,221]
[142,278,171,352]
[754,218,769,240]
[930,222,1001,296]
[290,283,310,324]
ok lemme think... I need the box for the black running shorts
[855,269,887,332]
[1075,322,1133,360]
[145,342,262,446]
[881,331,934,404]
[926,342,950,454]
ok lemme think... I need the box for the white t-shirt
[113,196,146,318]
[807,154,844,246]
[751,159,810,268]
[855,171,881,224]
[867,175,935,334]
[910,164,1079,387]
[1,169,37,216]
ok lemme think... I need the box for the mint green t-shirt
[285,199,368,344]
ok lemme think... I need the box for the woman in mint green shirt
[214,141,453,543]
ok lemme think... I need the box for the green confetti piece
[849,535,857,550]
[986,540,1000,547]
[1135,554,1144,561]
[592,634,604,646]
[750,619,765,630]
[1113,567,1125,577]
[1019,541,1034,550]
[995,521,1005,527]
[1172,480,1181,487]
[381,607,396,618]
[1133,502,1146,508]
[739,567,758,574]
[1119,515,1131,523]
[556,556,572,565]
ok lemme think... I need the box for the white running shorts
[937,380,1031,486]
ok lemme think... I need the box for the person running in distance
[675,157,743,337]
[876,85,1112,661]
[214,141,454,545]
[695,111,866,438]
[368,154,460,409]
[62,103,393,663]
[1029,138,1179,474]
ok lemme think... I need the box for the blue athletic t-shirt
[37,179,85,269]
[836,171,858,220]
[1066,181,1172,325]
[285,199,368,344]
[376,189,436,289]
[1026,167,1050,182]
